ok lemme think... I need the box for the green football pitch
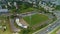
[23,14,49,26]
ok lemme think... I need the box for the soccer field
[23,14,49,26]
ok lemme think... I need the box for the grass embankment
[50,26,60,34]
[0,16,12,34]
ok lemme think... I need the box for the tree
[20,29,30,34]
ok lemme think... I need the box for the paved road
[9,19,20,32]
[19,11,38,17]
[17,11,54,19]
[33,11,60,34]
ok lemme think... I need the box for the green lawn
[0,16,12,34]
[10,7,37,14]
[50,26,60,34]
[19,7,37,13]
[23,14,49,26]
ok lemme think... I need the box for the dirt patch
[19,18,29,26]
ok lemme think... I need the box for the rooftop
[0,9,8,12]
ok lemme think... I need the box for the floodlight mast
[30,14,31,26]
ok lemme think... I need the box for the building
[15,18,28,28]
[0,9,9,15]
[0,5,2,9]
[0,9,8,13]
[42,0,60,5]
